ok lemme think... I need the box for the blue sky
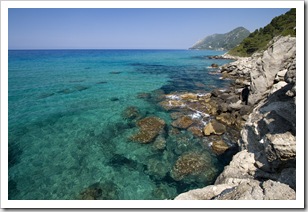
[8,8,291,49]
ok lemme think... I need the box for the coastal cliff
[175,35,296,200]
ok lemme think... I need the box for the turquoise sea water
[8,49,234,200]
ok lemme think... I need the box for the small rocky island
[175,35,296,200]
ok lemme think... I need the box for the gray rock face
[261,180,296,200]
[240,82,296,172]
[175,173,295,200]
[213,180,295,200]
[285,58,296,83]
[250,36,296,104]
[214,150,256,185]
[213,180,264,200]
[174,184,235,200]
[174,35,296,200]
[221,36,296,105]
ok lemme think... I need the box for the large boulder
[211,139,230,155]
[203,120,226,136]
[216,113,236,126]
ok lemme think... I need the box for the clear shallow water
[8,49,233,200]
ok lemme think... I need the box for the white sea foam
[166,94,181,100]
[201,120,208,126]
[189,112,202,119]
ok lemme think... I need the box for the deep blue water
[8,49,234,200]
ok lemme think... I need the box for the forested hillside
[189,27,250,50]
[228,8,296,56]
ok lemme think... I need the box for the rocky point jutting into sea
[174,35,296,200]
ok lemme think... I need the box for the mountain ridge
[189,27,250,51]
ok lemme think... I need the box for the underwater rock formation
[130,116,166,144]
[171,116,194,129]
[122,106,141,120]
[171,151,212,181]
[78,181,119,200]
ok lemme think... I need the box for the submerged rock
[187,126,203,137]
[75,85,89,91]
[79,181,119,200]
[168,126,181,135]
[37,92,55,99]
[194,82,206,88]
[96,81,107,84]
[122,106,140,120]
[109,71,122,74]
[152,183,178,200]
[110,97,119,101]
[137,92,151,99]
[171,152,212,181]
[171,116,194,129]
[79,186,102,200]
[57,85,89,94]
[130,116,166,143]
[170,112,184,120]
[57,88,73,94]
[146,158,170,179]
[153,135,167,150]
[78,181,119,200]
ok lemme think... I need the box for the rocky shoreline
[175,35,296,200]
[77,36,296,201]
